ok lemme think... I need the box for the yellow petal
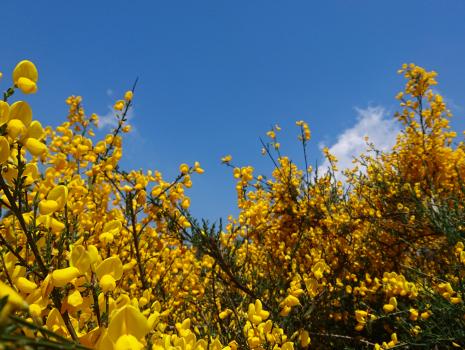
[17,77,37,94]
[0,136,10,164]
[29,303,42,318]
[39,199,59,215]
[114,334,144,350]
[40,274,54,301]
[279,305,291,316]
[124,91,133,102]
[87,245,99,265]
[7,119,27,139]
[70,245,92,273]
[52,267,80,287]
[79,327,103,348]
[103,220,122,235]
[25,138,47,156]
[383,304,395,313]
[45,308,67,335]
[283,295,300,307]
[47,185,68,210]
[0,101,9,125]
[300,330,311,347]
[9,101,32,127]
[115,294,131,310]
[96,256,123,281]
[0,280,29,310]
[100,274,116,293]
[99,231,114,244]
[22,212,33,225]
[13,60,38,84]
[67,290,83,307]
[50,218,65,233]
[282,342,294,350]
[108,305,149,342]
[95,328,113,350]
[176,318,191,333]
[179,163,189,174]
[254,299,263,313]
[114,100,125,111]
[37,214,51,228]
[24,163,39,184]
[248,337,260,348]
[27,120,45,140]
[2,165,18,184]
[16,277,38,294]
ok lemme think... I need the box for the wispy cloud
[319,106,400,176]
[97,105,135,130]
[96,105,145,165]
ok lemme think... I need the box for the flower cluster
[1,60,465,350]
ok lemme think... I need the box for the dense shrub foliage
[0,61,465,349]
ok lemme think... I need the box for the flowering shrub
[0,60,465,349]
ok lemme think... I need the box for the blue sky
[2,1,465,220]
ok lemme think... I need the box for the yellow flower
[25,138,47,156]
[45,308,67,336]
[409,308,419,321]
[0,136,10,164]
[16,277,38,294]
[10,101,33,127]
[124,91,133,102]
[282,342,294,350]
[300,330,311,347]
[0,280,29,324]
[107,305,150,343]
[70,245,98,274]
[50,217,65,233]
[39,199,59,215]
[194,161,204,174]
[420,311,431,320]
[100,274,117,293]
[47,185,68,211]
[13,60,38,94]
[181,197,190,209]
[67,290,83,307]
[96,256,123,292]
[17,77,38,94]
[221,154,232,163]
[383,297,397,313]
[24,163,39,185]
[0,101,9,125]
[247,299,269,324]
[99,220,122,244]
[114,100,125,111]
[29,304,42,319]
[114,334,144,350]
[27,120,45,140]
[219,309,232,319]
[179,163,189,174]
[51,267,81,287]
[7,119,27,139]
[355,310,368,324]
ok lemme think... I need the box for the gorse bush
[0,60,464,350]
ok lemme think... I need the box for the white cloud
[319,106,400,176]
[97,105,135,129]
